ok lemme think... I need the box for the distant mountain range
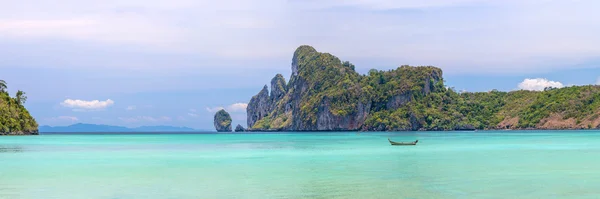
[39,123,211,133]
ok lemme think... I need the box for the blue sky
[1,0,599,129]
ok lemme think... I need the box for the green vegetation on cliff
[247,45,600,131]
[0,80,38,135]
[291,46,363,126]
[365,85,600,131]
[214,109,232,132]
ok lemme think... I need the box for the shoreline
[34,129,600,135]
[243,127,598,132]
[0,131,39,136]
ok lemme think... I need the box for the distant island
[239,45,600,131]
[0,80,38,135]
[40,123,204,133]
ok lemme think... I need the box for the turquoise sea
[1,131,600,199]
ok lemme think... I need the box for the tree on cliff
[0,80,7,93]
[16,90,27,105]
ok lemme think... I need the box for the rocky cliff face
[246,85,270,128]
[310,98,370,131]
[213,109,232,132]
[246,45,440,131]
[245,45,600,131]
[270,74,287,108]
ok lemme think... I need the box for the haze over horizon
[2,0,599,129]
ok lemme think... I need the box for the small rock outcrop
[234,124,245,132]
[213,109,232,132]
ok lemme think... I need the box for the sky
[1,0,599,130]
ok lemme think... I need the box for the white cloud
[206,103,248,113]
[186,108,200,117]
[227,103,248,112]
[596,77,600,85]
[118,116,171,123]
[518,78,564,91]
[205,106,225,113]
[126,105,136,111]
[2,0,600,75]
[60,99,114,110]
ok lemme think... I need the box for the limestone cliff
[213,109,232,132]
[247,85,271,128]
[245,45,600,131]
[246,46,441,131]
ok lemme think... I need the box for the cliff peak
[247,84,272,128]
[270,74,287,102]
[293,45,317,56]
[292,45,319,76]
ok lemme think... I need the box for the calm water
[1,131,600,199]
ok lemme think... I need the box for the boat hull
[388,138,418,146]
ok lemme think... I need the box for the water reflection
[0,146,24,153]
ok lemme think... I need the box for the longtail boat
[388,138,418,146]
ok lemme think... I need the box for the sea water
[1,131,600,199]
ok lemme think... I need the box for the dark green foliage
[362,84,600,130]
[16,90,26,105]
[292,47,363,126]
[360,65,443,112]
[517,86,600,128]
[342,61,355,71]
[0,80,38,135]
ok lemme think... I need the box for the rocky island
[246,45,600,131]
[234,124,245,132]
[213,109,232,132]
[0,80,38,135]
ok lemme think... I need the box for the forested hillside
[246,45,600,131]
[0,80,38,135]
